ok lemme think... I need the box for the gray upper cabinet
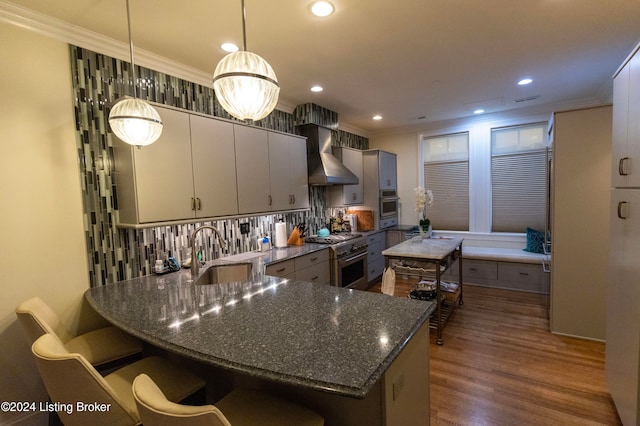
[327,147,363,206]
[612,51,640,188]
[235,125,309,215]
[115,106,308,226]
[235,124,272,213]
[190,114,238,217]
[115,107,239,226]
[268,131,310,211]
[379,150,397,190]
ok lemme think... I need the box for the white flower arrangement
[414,186,434,231]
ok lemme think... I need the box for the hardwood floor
[368,279,622,425]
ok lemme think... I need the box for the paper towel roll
[274,222,288,248]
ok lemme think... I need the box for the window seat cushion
[461,246,546,264]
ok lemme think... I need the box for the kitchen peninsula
[86,249,434,426]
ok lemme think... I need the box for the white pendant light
[109,0,163,147]
[213,0,280,121]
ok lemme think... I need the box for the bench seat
[461,246,547,264]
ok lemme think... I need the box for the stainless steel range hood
[297,123,359,186]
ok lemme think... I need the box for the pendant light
[108,0,163,147]
[213,0,280,121]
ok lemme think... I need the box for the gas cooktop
[305,233,363,244]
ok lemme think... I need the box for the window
[422,133,469,231]
[491,123,547,232]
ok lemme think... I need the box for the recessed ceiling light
[474,109,485,114]
[311,1,335,17]
[310,85,323,92]
[373,115,382,120]
[518,78,533,85]
[221,43,239,52]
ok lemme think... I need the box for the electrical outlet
[240,223,250,235]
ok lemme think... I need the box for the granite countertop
[85,246,435,399]
[382,236,464,261]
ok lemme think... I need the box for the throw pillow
[524,227,545,254]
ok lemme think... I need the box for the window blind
[491,150,546,232]
[424,160,469,231]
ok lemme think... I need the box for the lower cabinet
[367,231,386,283]
[265,250,330,285]
[445,258,549,293]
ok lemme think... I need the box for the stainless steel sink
[194,263,253,285]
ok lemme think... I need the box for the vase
[419,225,432,240]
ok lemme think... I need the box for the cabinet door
[613,53,640,188]
[340,148,363,204]
[268,132,309,211]
[268,132,293,210]
[235,125,271,213]
[288,135,310,209]
[612,61,630,187]
[133,107,195,222]
[379,151,397,190]
[190,115,238,217]
[606,189,640,425]
[627,54,640,187]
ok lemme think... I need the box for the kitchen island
[85,250,435,425]
[382,236,464,345]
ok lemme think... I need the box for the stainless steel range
[306,233,369,290]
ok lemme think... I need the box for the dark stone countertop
[85,245,435,399]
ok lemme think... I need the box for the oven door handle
[340,252,367,265]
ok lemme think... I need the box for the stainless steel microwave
[380,190,399,219]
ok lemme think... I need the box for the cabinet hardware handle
[276,267,286,273]
[311,275,319,281]
[619,157,630,176]
[352,192,357,200]
[618,201,628,219]
[310,257,318,261]
[469,267,478,272]
[292,194,295,204]
[191,197,196,211]
[519,272,529,277]
[196,197,201,210]
[268,195,272,206]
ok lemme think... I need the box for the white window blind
[424,161,469,230]
[423,133,469,231]
[491,124,547,232]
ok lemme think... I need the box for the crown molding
[0,0,298,114]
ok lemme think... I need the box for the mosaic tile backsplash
[70,46,368,287]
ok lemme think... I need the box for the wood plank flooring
[368,279,622,425]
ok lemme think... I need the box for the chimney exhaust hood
[297,123,359,186]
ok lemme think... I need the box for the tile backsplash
[69,46,367,286]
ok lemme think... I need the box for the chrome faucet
[190,225,227,277]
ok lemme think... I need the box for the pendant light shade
[212,0,279,121]
[213,51,280,121]
[108,0,163,147]
[109,97,163,147]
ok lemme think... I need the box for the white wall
[0,21,100,425]
[369,113,551,231]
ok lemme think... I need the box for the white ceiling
[4,0,640,135]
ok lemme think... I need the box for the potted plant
[414,186,433,238]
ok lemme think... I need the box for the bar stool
[132,373,325,426]
[16,296,142,371]
[31,334,205,426]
